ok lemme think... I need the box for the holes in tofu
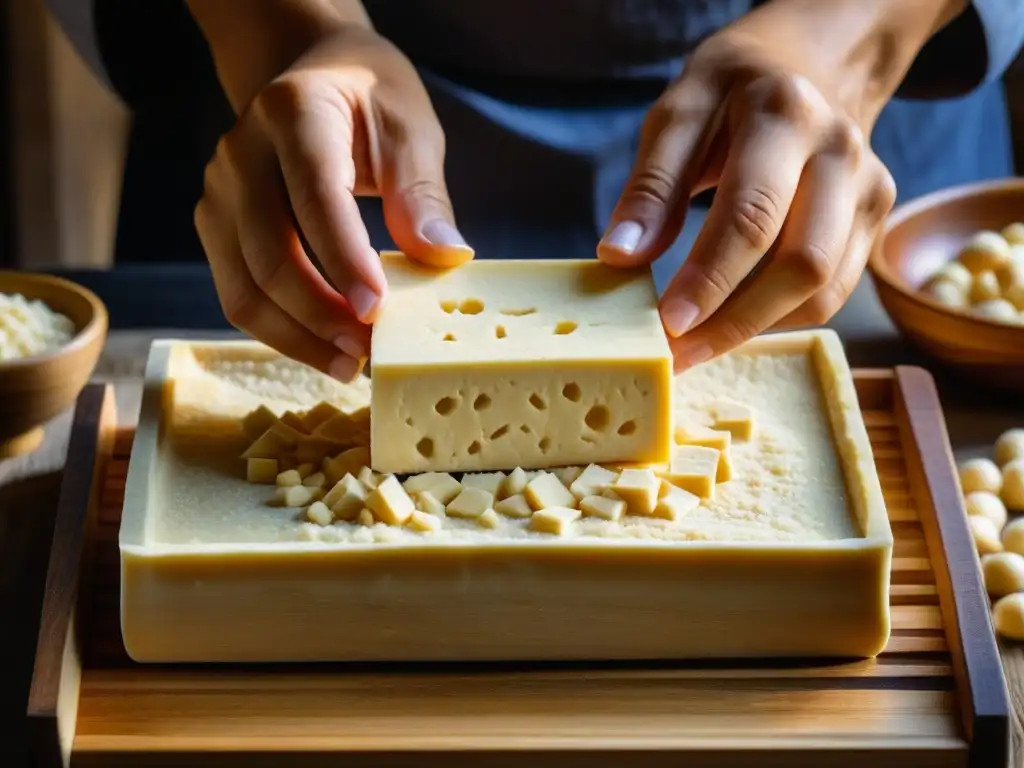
[468,440,482,455]
[585,404,611,432]
[460,298,484,315]
[495,325,507,339]
[490,425,510,440]
[416,437,435,459]
[520,424,531,434]
[474,393,492,411]
[539,437,552,453]
[562,382,581,402]
[500,307,537,316]
[435,396,457,416]
[405,417,415,426]
[554,320,578,335]
[442,333,457,342]
[617,420,637,436]
[529,393,547,410]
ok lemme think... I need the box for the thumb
[598,83,719,268]
[379,123,474,269]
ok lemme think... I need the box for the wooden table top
[2,278,1023,765]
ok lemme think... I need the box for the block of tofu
[121,332,891,664]
[369,253,673,474]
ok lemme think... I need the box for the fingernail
[421,219,472,251]
[660,296,700,338]
[333,334,366,362]
[673,343,713,373]
[601,221,644,255]
[347,283,381,322]
[329,353,361,383]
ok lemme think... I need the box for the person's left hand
[598,0,964,371]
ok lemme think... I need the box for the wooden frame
[26,371,1011,767]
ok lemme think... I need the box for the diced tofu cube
[302,471,327,488]
[357,509,375,526]
[300,401,343,432]
[412,490,447,516]
[674,425,733,483]
[525,472,576,510]
[296,435,345,464]
[494,493,534,519]
[295,462,315,478]
[579,494,626,521]
[241,405,278,440]
[612,468,661,516]
[242,421,303,460]
[324,474,367,520]
[246,458,278,484]
[461,472,507,497]
[402,472,463,505]
[529,506,581,536]
[306,501,333,526]
[446,487,494,519]
[274,485,319,508]
[322,446,371,485]
[710,400,756,441]
[500,467,529,499]
[357,465,382,489]
[365,475,416,525]
[279,410,309,434]
[570,464,619,499]
[477,509,501,529]
[553,466,584,487]
[408,510,442,532]
[652,482,701,521]
[276,469,302,487]
[660,446,720,499]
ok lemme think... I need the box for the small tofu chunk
[525,472,577,510]
[494,493,534,519]
[612,468,661,516]
[357,465,382,489]
[295,462,315,478]
[408,509,442,532]
[500,467,529,499]
[357,508,375,526]
[246,458,278,484]
[300,401,342,433]
[710,400,756,441]
[296,435,344,464]
[529,506,581,536]
[653,482,700,521]
[570,464,619,499]
[477,509,501,529]
[579,494,626,521]
[412,490,447,516]
[365,475,416,525]
[323,446,371,485]
[242,421,303,460]
[402,472,463,505]
[660,446,720,499]
[274,485,320,508]
[306,500,333,526]
[324,474,367,520]
[242,405,278,440]
[461,472,507,497]
[302,471,327,488]
[279,410,309,434]
[674,425,733,483]
[446,487,494,519]
[276,469,303,487]
[553,466,584,488]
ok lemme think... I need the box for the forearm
[186,0,373,112]
[747,0,969,124]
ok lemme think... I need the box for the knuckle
[730,187,783,252]
[823,117,865,165]
[789,242,834,288]
[689,260,735,304]
[715,316,764,350]
[218,287,259,332]
[748,73,824,132]
[865,165,898,219]
[249,254,291,298]
[627,165,678,206]
[253,77,310,131]
[802,289,844,326]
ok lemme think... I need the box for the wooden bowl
[867,177,1024,391]
[0,272,108,458]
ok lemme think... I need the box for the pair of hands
[194,1,906,382]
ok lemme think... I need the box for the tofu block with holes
[369,253,674,474]
[119,330,891,664]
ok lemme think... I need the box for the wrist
[187,0,373,112]
[752,0,970,125]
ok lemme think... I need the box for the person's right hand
[194,24,472,382]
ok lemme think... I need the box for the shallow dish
[867,177,1024,390]
[120,329,892,664]
[0,271,108,457]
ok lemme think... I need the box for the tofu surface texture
[119,330,892,664]
[369,253,673,474]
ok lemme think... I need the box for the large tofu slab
[119,331,891,664]
[369,253,673,474]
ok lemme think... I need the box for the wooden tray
[25,368,1012,768]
